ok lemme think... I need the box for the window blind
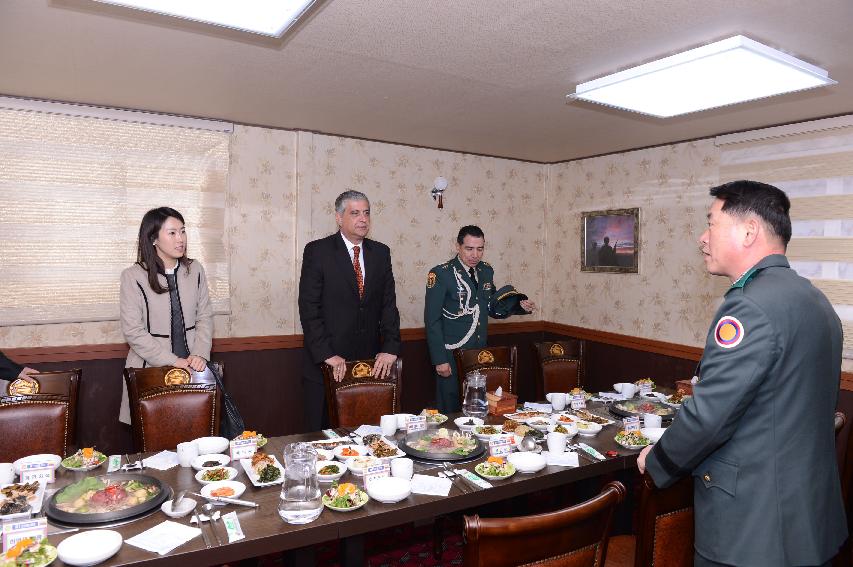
[717,117,853,359]
[0,106,231,326]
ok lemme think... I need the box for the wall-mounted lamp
[431,177,448,209]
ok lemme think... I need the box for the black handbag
[207,361,246,439]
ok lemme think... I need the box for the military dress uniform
[424,257,495,413]
[645,254,846,566]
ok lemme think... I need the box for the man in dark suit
[0,350,37,392]
[638,180,846,566]
[298,190,401,431]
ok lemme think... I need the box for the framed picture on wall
[580,208,639,273]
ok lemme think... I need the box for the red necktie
[352,245,364,298]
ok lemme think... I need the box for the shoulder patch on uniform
[481,261,491,267]
[714,316,744,349]
[427,272,437,288]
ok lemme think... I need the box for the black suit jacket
[0,351,23,381]
[298,232,401,384]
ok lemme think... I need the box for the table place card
[230,438,257,461]
[639,383,653,396]
[363,463,391,487]
[406,415,427,434]
[410,474,452,497]
[454,469,492,489]
[543,451,580,467]
[2,517,47,553]
[141,451,179,471]
[623,416,640,432]
[488,436,513,458]
[19,462,54,485]
[570,393,586,410]
[126,520,202,555]
[222,511,245,543]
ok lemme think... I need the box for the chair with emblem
[322,358,402,428]
[463,481,626,567]
[124,364,222,453]
[0,369,81,462]
[453,346,518,404]
[532,339,586,400]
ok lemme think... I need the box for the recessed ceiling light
[569,35,835,118]
[94,0,316,38]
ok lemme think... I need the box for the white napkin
[523,402,554,413]
[353,425,382,437]
[126,520,202,555]
[410,474,452,496]
[141,451,180,470]
[543,451,580,467]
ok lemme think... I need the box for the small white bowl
[13,454,62,475]
[315,447,335,461]
[194,436,229,454]
[191,453,231,471]
[524,417,555,432]
[454,416,484,433]
[472,425,502,442]
[575,421,603,437]
[160,497,197,519]
[334,444,366,461]
[345,455,380,476]
[366,476,411,503]
[547,421,578,438]
[316,460,348,482]
[57,529,123,566]
[507,451,547,474]
[195,466,238,484]
[200,480,246,499]
[641,427,667,443]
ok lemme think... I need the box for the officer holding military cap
[424,225,536,413]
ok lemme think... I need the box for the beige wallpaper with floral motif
[544,140,725,347]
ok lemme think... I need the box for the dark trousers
[694,553,831,567]
[302,379,329,432]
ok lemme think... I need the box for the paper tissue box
[486,390,518,415]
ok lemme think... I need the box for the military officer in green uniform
[638,181,846,566]
[424,225,536,413]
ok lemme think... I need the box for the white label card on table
[19,462,54,485]
[363,463,391,487]
[406,415,427,434]
[623,416,641,432]
[230,438,257,461]
[570,394,586,410]
[2,517,47,553]
[488,437,513,458]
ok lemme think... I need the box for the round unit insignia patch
[427,272,437,289]
[714,316,744,349]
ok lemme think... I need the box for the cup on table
[546,432,568,455]
[547,392,567,411]
[380,415,397,437]
[613,383,638,398]
[0,463,14,484]
[176,441,199,468]
[390,457,414,479]
[642,413,663,429]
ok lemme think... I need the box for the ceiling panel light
[569,35,835,118]
[94,0,316,38]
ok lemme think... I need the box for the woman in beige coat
[118,207,213,424]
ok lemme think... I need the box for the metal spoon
[519,434,537,452]
[201,503,223,546]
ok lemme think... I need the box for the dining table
[35,401,665,567]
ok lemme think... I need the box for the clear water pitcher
[462,370,488,419]
[278,443,322,524]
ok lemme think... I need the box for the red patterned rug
[318,522,464,566]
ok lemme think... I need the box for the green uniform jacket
[424,257,495,365]
[646,254,846,566]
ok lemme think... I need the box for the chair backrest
[0,369,81,462]
[634,473,694,567]
[454,346,518,404]
[124,364,222,452]
[463,481,626,567]
[532,340,585,400]
[322,358,402,428]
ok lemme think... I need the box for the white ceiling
[2,0,852,162]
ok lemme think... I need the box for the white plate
[160,497,197,518]
[57,529,122,566]
[614,436,650,450]
[191,453,231,471]
[316,460,347,482]
[474,461,516,481]
[575,421,603,437]
[200,480,246,499]
[322,489,369,512]
[367,445,405,462]
[333,444,367,461]
[507,451,547,473]
[344,455,380,476]
[195,466,238,484]
[13,454,62,475]
[239,455,285,487]
[366,476,411,503]
[524,418,555,432]
[503,411,549,421]
[571,409,616,426]
[472,426,502,441]
[424,413,449,427]
[454,416,484,433]
[547,422,578,438]
[194,436,229,454]
[0,480,46,520]
[61,451,108,472]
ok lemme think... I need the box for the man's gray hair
[335,190,370,215]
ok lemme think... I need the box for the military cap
[489,285,531,319]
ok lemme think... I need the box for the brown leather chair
[0,369,81,462]
[463,480,626,567]
[454,345,518,404]
[322,358,402,428]
[533,340,586,400]
[605,474,694,567]
[124,364,222,453]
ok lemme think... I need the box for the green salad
[1,538,57,567]
[475,459,515,478]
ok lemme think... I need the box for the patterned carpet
[317,522,464,566]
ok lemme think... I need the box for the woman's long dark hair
[136,207,193,294]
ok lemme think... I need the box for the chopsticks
[193,509,212,548]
